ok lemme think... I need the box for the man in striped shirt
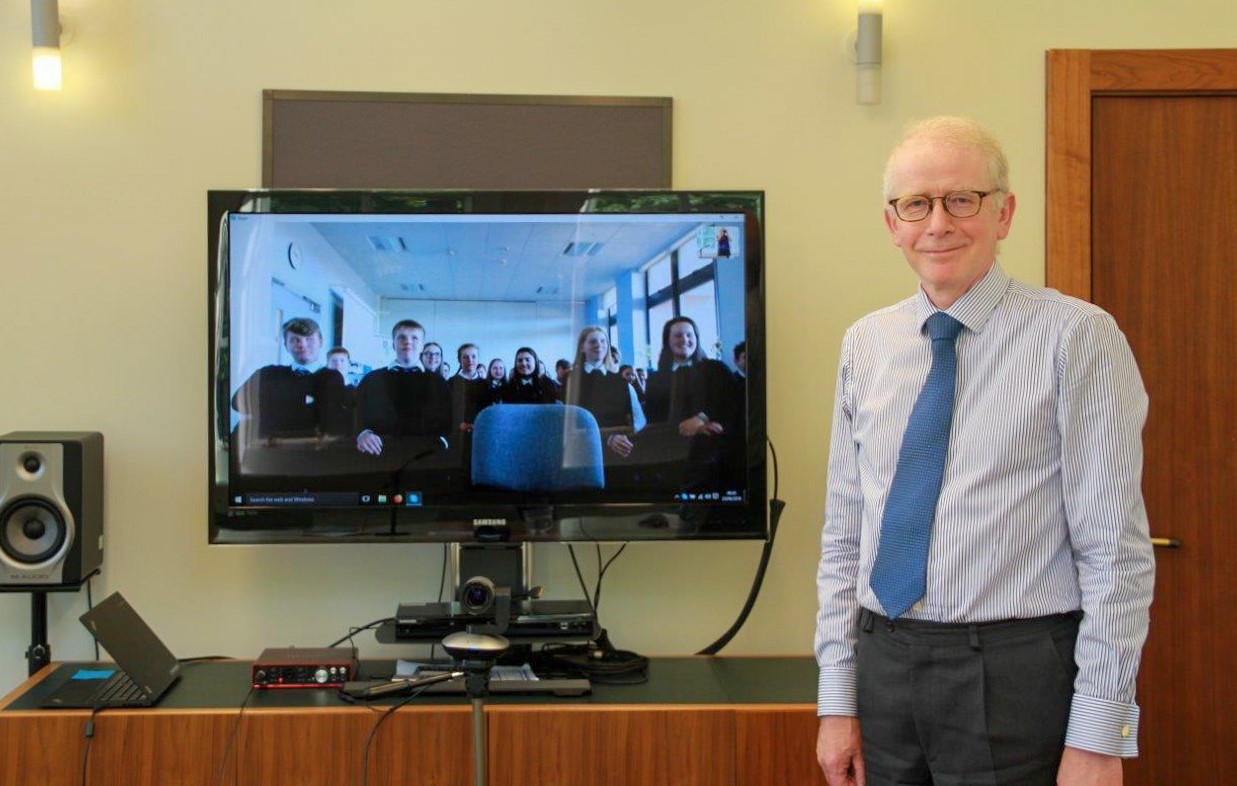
[815,117,1154,786]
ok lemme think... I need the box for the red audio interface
[252,647,356,688]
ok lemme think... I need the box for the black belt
[860,608,1083,649]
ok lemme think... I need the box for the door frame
[1045,48,1237,299]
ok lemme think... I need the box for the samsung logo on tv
[472,518,508,528]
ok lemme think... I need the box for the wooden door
[1047,49,1237,786]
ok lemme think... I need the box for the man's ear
[996,192,1017,240]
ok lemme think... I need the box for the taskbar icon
[674,491,727,502]
[358,491,423,506]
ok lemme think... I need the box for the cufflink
[1120,724,1131,738]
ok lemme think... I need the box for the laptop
[42,591,182,709]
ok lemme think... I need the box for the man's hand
[1057,746,1122,785]
[606,433,634,457]
[817,715,865,786]
[356,430,384,456]
[678,414,725,437]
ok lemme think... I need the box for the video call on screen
[221,210,751,510]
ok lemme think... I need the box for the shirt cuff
[1065,693,1141,757]
[817,666,858,717]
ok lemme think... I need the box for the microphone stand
[442,631,509,786]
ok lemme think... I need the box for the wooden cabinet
[0,658,827,786]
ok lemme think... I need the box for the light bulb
[33,46,62,91]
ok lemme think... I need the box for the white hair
[883,116,1010,200]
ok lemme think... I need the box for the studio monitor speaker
[0,431,103,590]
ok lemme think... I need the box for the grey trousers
[856,608,1082,786]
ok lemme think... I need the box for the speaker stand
[27,591,50,677]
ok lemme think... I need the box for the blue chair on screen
[471,404,605,492]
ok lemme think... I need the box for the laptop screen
[80,592,181,698]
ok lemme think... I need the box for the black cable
[593,543,627,614]
[566,541,628,618]
[696,437,785,656]
[556,545,646,684]
[214,686,255,786]
[429,542,449,663]
[359,683,437,786]
[327,618,394,651]
[535,639,649,685]
[593,545,603,609]
[80,706,100,786]
[566,545,597,618]
[437,543,449,604]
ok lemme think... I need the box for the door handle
[1150,537,1181,548]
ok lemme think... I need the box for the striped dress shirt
[815,263,1155,757]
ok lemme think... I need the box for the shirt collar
[289,362,322,374]
[671,360,693,371]
[583,362,606,374]
[913,261,1009,335]
[389,362,423,372]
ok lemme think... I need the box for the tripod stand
[442,631,510,786]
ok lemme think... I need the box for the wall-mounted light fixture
[856,0,882,105]
[31,0,62,91]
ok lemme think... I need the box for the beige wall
[1,0,1232,693]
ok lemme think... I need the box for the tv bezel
[207,189,767,545]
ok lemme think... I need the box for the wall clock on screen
[286,241,301,269]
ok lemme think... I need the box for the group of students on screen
[231,315,745,470]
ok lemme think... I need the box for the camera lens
[460,577,495,613]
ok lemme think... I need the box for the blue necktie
[870,312,964,619]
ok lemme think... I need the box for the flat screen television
[208,190,766,545]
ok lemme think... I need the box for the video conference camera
[456,575,514,636]
[457,574,543,634]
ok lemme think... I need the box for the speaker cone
[0,497,68,564]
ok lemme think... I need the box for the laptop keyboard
[94,671,149,707]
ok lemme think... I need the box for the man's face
[635,368,647,384]
[458,347,478,374]
[884,142,1015,309]
[326,352,350,374]
[735,351,747,372]
[421,345,443,373]
[556,364,570,383]
[621,367,635,383]
[285,331,323,366]
[392,327,424,365]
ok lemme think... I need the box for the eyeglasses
[887,190,999,222]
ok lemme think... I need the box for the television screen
[208,190,765,544]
